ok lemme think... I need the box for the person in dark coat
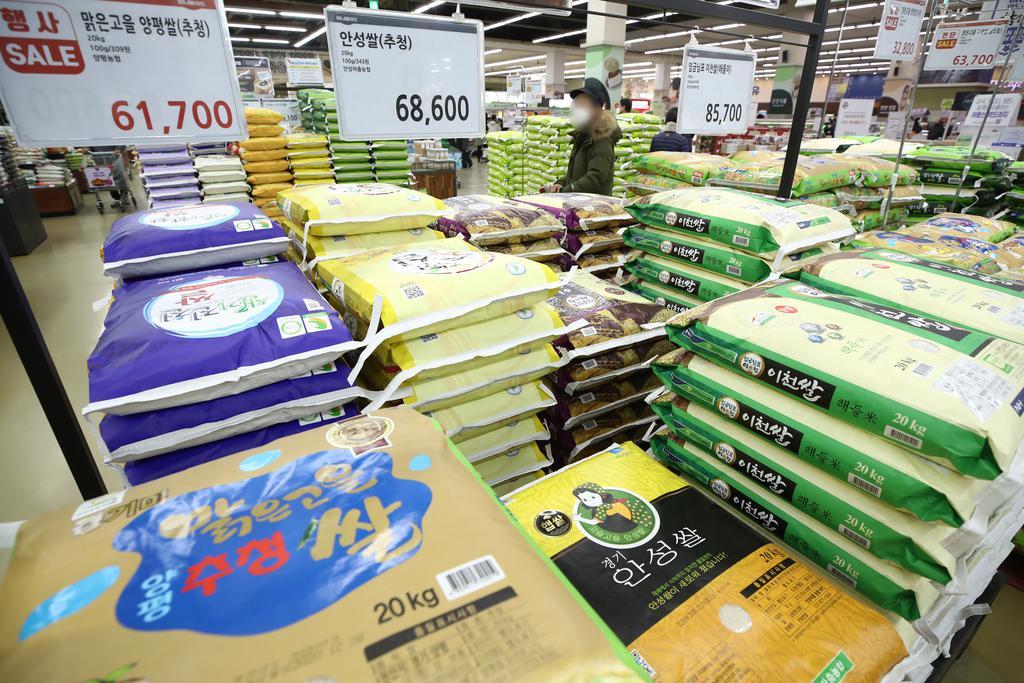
[648,108,692,153]
[548,77,621,196]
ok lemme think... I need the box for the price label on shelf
[677,44,756,136]
[326,6,484,140]
[965,93,1022,127]
[874,0,925,62]
[285,57,324,87]
[924,19,1008,70]
[834,98,874,138]
[0,0,246,146]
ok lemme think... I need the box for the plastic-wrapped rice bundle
[524,115,572,194]
[905,145,1012,174]
[436,194,564,247]
[195,154,247,202]
[632,152,733,186]
[284,133,331,193]
[242,108,292,204]
[372,139,412,186]
[843,138,923,160]
[486,130,525,198]
[712,152,860,197]
[792,137,863,155]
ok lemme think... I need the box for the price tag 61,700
[677,44,756,136]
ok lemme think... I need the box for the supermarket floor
[1,162,1022,679]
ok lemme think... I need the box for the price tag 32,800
[677,44,756,136]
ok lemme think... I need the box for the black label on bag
[822,294,972,342]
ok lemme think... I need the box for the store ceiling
[223,0,982,80]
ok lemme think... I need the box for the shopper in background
[927,117,949,141]
[649,107,692,153]
[486,115,502,133]
[617,97,632,114]
[912,117,923,136]
[545,77,620,195]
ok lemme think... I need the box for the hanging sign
[236,56,274,99]
[0,0,246,146]
[285,57,325,87]
[506,74,524,97]
[925,20,1009,70]
[326,5,485,140]
[884,113,906,139]
[964,93,1022,127]
[677,43,756,135]
[874,0,926,61]
[834,98,874,137]
[258,98,303,132]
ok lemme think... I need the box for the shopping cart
[84,149,135,213]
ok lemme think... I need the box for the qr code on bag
[402,284,426,300]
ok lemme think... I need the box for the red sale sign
[925,19,1009,70]
[873,0,925,62]
[0,4,84,74]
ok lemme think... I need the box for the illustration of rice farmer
[572,482,645,533]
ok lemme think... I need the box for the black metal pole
[0,238,106,500]
[778,0,830,199]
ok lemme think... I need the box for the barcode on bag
[913,363,934,378]
[436,555,505,601]
[402,284,425,300]
[883,425,923,450]
[580,326,598,337]
[732,235,750,247]
[839,524,871,550]
[987,305,1002,314]
[846,473,881,498]
[579,392,596,404]
[827,564,857,589]
[581,359,599,370]
[726,265,741,276]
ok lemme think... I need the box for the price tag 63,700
[327,5,485,140]
[677,44,756,136]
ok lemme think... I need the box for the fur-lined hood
[574,110,621,142]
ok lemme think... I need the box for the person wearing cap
[546,77,622,196]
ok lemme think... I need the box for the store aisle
[0,201,122,520]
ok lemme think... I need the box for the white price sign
[677,44,756,135]
[286,57,324,87]
[925,20,1008,70]
[834,98,875,137]
[965,93,1022,127]
[0,0,245,146]
[874,0,925,61]
[327,6,484,140]
[259,98,303,132]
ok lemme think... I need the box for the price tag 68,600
[677,44,756,136]
[327,6,485,140]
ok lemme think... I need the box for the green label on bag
[813,651,854,683]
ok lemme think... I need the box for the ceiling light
[251,38,290,44]
[261,25,308,33]
[486,54,545,67]
[484,48,502,55]
[625,29,695,45]
[294,26,326,48]
[230,36,250,42]
[278,11,325,20]
[533,28,585,43]
[487,0,586,31]
[711,22,743,30]
[413,1,445,14]
[227,22,261,29]
[565,60,585,66]
[224,6,276,16]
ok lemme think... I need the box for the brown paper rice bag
[240,137,289,152]
[244,159,291,174]
[241,148,289,162]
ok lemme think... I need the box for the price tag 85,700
[677,44,756,136]
[327,6,485,140]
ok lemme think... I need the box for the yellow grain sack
[279,183,447,235]
[294,178,334,187]
[252,182,293,198]
[244,160,290,174]
[241,148,289,162]
[293,169,334,181]
[247,124,285,137]
[253,196,277,208]
[285,133,329,148]
[290,157,332,170]
[263,206,284,219]
[240,137,289,152]
[283,219,444,267]
[248,171,294,185]
[244,107,284,124]
[429,380,556,440]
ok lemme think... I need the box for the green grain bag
[624,253,744,302]
[623,277,703,313]
[631,152,734,185]
[906,146,1011,173]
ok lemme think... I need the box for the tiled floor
[1,165,1021,679]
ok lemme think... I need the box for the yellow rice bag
[283,219,443,266]
[293,169,334,181]
[913,213,1017,244]
[240,137,289,152]
[241,148,288,162]
[286,133,329,148]
[315,238,560,343]
[853,230,1002,274]
[247,171,294,185]
[473,441,552,485]
[279,183,447,235]
[252,182,293,198]
[290,157,332,170]
[461,416,549,464]
[243,106,284,124]
[247,124,284,137]
[492,469,544,497]
[253,196,276,208]
[244,160,290,173]
[294,178,334,186]
[428,380,556,439]
[263,207,284,219]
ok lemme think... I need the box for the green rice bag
[713,154,860,196]
[918,168,1013,191]
[844,155,918,187]
[624,253,744,302]
[835,185,924,209]
[631,152,733,185]
[622,277,703,313]
[906,146,1011,173]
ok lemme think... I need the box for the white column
[545,51,566,97]
[583,1,627,105]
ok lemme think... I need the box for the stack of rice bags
[622,187,854,312]
[712,151,861,207]
[1,407,646,681]
[905,145,1013,219]
[853,212,1024,275]
[614,111,663,197]
[616,111,662,150]
[517,192,635,277]
[241,107,293,219]
[298,87,335,131]
[436,194,567,267]
[646,258,1024,678]
[371,139,412,186]
[92,202,368,486]
[195,154,248,204]
[834,155,922,231]
[627,151,733,197]
[541,273,673,465]
[523,115,573,194]
[1007,160,1024,225]
[282,185,566,489]
[485,130,526,197]
[137,145,199,210]
[286,132,333,188]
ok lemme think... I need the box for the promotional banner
[846,74,886,99]
[586,44,625,105]
[235,56,274,99]
[285,57,325,87]
[964,93,1023,127]
[768,64,801,115]
[0,0,247,146]
[258,98,303,132]
[834,98,875,137]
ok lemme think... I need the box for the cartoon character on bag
[571,482,641,533]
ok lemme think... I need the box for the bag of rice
[546,272,673,359]
[437,194,564,246]
[99,360,365,463]
[279,183,446,236]
[516,193,633,230]
[624,253,743,302]
[625,187,853,256]
[0,407,643,681]
[835,184,924,209]
[554,337,675,395]
[651,431,939,621]
[552,373,661,430]
[712,154,859,196]
[427,380,556,439]
[906,146,1011,173]
[241,148,289,163]
[623,277,703,313]
[244,106,285,124]
[844,138,923,159]
[852,208,908,231]
[460,415,549,462]
[652,350,1024,531]
[790,137,862,155]
[844,155,918,187]
[101,203,289,279]
[489,236,566,262]
[247,124,284,138]
[631,152,734,185]
[551,401,658,463]
[664,279,1024,475]
[561,228,625,259]
[247,172,294,186]
[474,442,552,486]
[919,168,1013,191]
[912,213,1017,244]
[852,230,1002,274]
[285,133,328,148]
[240,137,289,152]
[624,174,694,196]
[283,219,444,268]
[995,234,1024,270]
[502,442,911,681]
[85,262,360,415]
[252,182,293,198]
